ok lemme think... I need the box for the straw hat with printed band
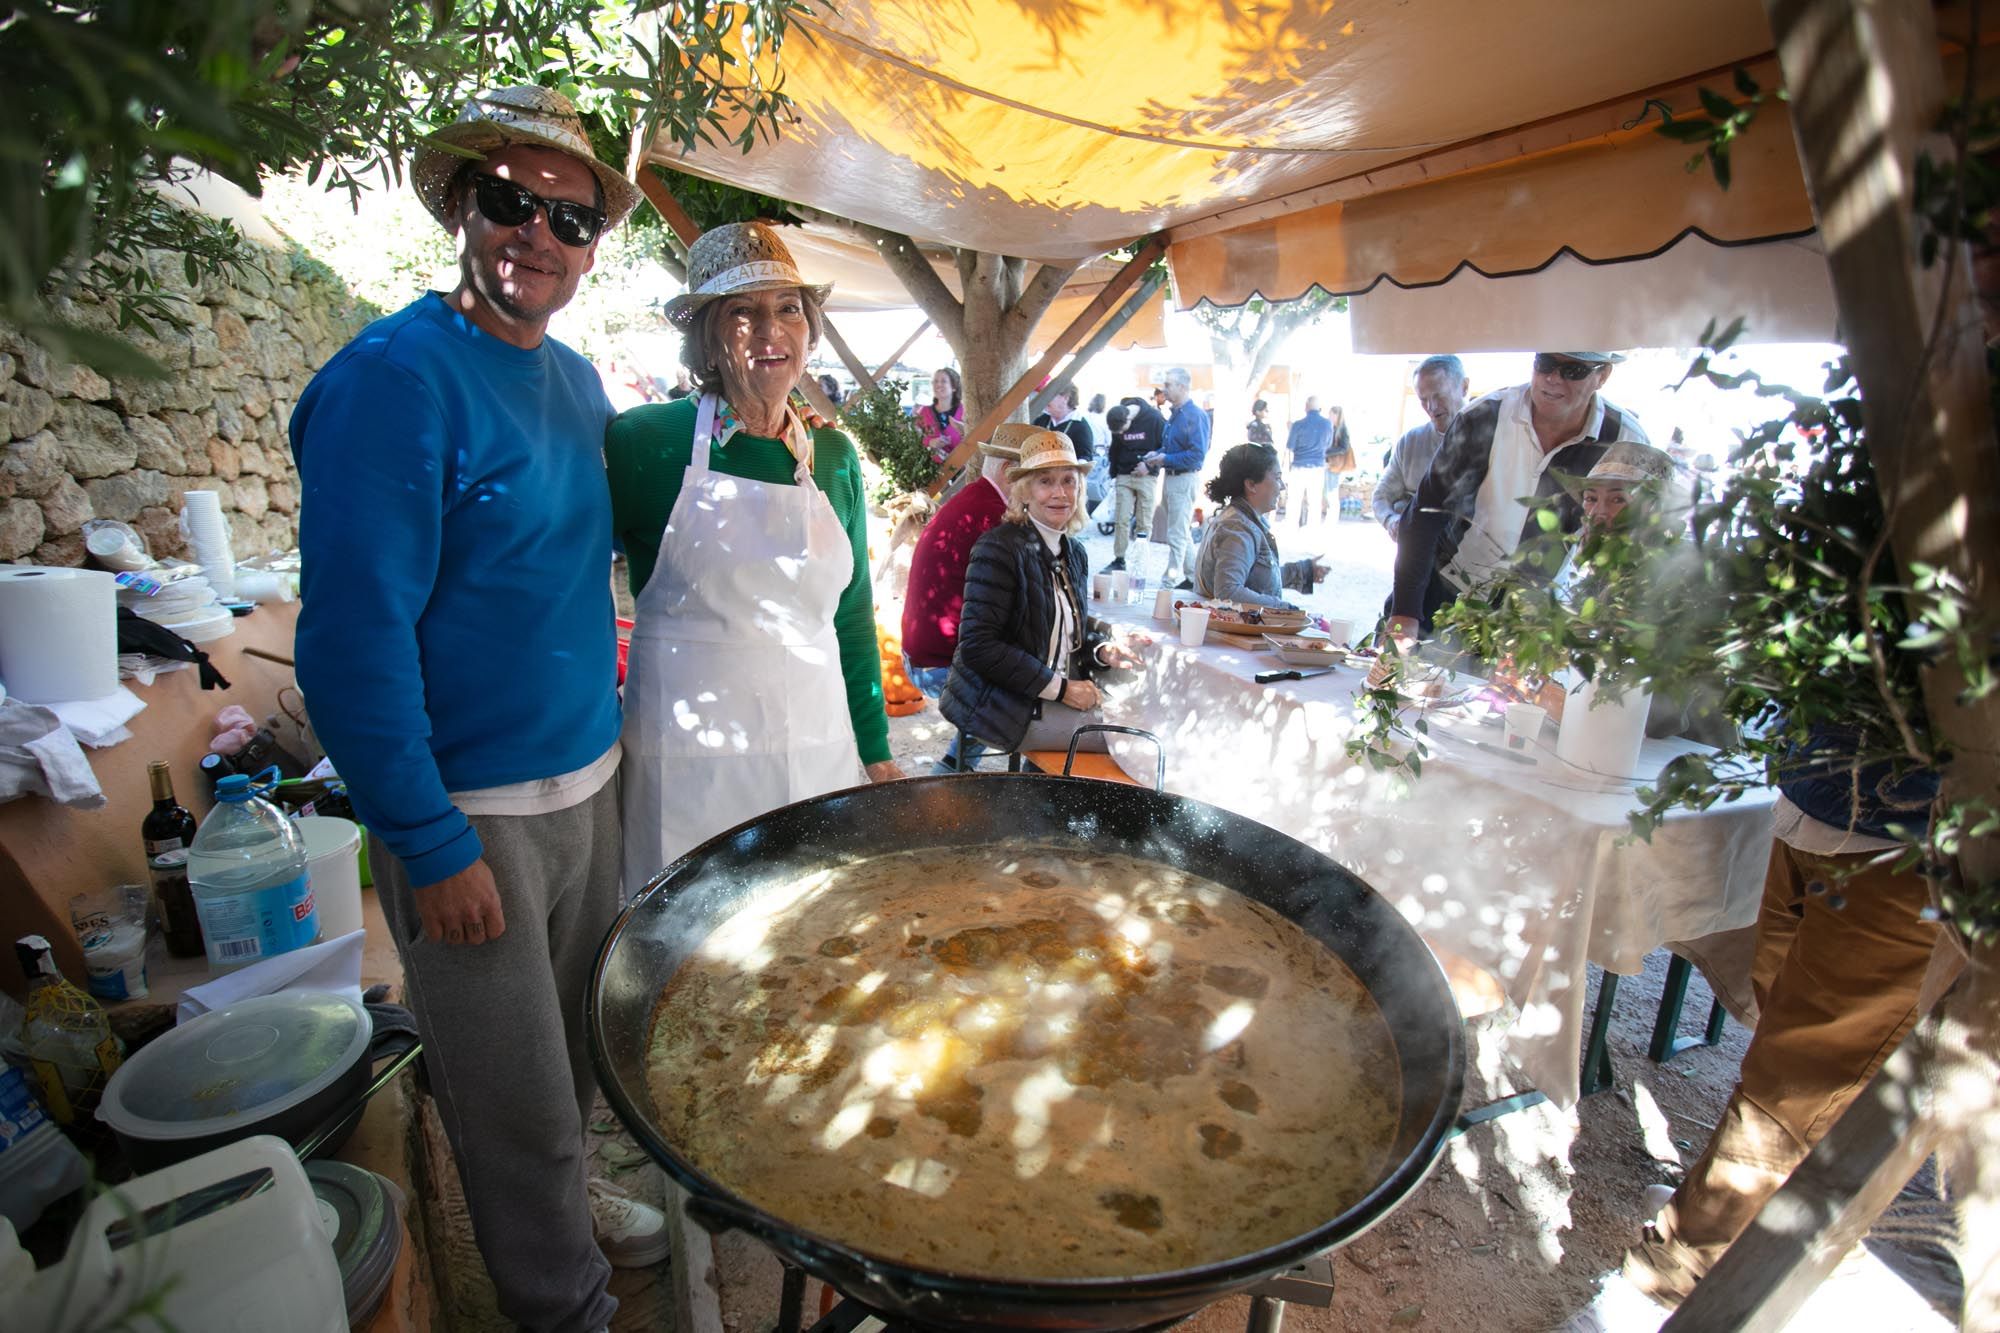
[662,222,834,330]
[1008,427,1083,474]
[1563,440,1695,517]
[979,422,1049,461]
[412,85,640,231]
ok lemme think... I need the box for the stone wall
[0,244,376,566]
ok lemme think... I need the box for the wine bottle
[142,759,204,958]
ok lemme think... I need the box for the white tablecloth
[1087,599,1775,1105]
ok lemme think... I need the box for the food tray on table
[1172,600,1312,636]
[1262,633,1349,667]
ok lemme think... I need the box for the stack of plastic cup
[179,491,237,599]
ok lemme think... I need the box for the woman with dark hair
[607,221,903,891]
[916,366,965,463]
[1193,444,1328,609]
[941,428,1145,758]
[1246,398,1273,447]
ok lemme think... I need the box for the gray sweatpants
[371,775,623,1333]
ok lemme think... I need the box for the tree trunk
[794,207,1079,428]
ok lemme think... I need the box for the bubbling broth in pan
[645,846,1401,1279]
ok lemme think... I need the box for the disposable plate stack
[122,571,235,644]
[180,491,237,600]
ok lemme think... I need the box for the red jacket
[901,477,1008,669]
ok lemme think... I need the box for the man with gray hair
[293,86,663,1332]
[1372,355,1469,539]
[1142,366,1210,588]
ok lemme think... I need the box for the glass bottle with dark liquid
[142,759,204,957]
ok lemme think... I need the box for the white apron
[620,393,867,893]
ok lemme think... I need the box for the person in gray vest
[1373,354,1468,539]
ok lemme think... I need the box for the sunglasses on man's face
[1533,354,1602,382]
[467,172,606,248]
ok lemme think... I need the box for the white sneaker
[588,1175,670,1268]
[1641,1183,1675,1230]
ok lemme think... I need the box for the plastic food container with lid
[98,990,371,1172]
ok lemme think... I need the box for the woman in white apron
[607,223,904,894]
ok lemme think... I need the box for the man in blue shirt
[1143,366,1210,589]
[292,87,662,1333]
[1284,396,1336,536]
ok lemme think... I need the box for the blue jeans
[904,656,991,774]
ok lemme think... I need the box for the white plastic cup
[1111,570,1131,602]
[1178,605,1211,647]
[1153,587,1175,622]
[295,816,363,942]
[1090,572,1111,601]
[1504,702,1548,752]
[1323,617,1354,647]
[85,525,149,572]
[232,571,295,604]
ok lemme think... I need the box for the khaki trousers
[1112,472,1157,559]
[1629,837,1943,1304]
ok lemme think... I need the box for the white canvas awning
[640,1,1813,314]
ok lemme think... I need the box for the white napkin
[0,697,105,808]
[48,686,146,748]
[177,929,366,1023]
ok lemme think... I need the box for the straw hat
[1582,441,1675,487]
[1566,440,1695,517]
[979,422,1046,461]
[1008,427,1082,474]
[412,86,640,231]
[662,222,833,330]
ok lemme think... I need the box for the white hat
[1008,427,1083,474]
[660,221,833,330]
[411,86,640,232]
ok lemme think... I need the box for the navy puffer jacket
[940,521,1108,753]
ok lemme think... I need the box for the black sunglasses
[1533,353,1603,381]
[467,172,606,248]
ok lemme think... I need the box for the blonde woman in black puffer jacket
[940,427,1145,759]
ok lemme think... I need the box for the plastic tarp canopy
[642,0,1814,315]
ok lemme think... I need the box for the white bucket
[295,817,363,942]
[1556,675,1652,778]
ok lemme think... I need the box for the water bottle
[188,768,317,973]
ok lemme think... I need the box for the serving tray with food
[1262,633,1349,667]
[1172,599,1312,636]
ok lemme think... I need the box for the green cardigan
[606,397,891,766]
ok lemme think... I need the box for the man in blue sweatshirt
[1142,366,1211,589]
[291,87,660,1333]
[1284,396,1335,536]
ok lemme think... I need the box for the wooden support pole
[818,319,876,392]
[1026,267,1167,418]
[926,237,1167,494]
[1661,1035,1939,1332]
[873,320,931,382]
[625,131,701,248]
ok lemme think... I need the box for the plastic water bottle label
[0,1063,52,1152]
[196,871,318,968]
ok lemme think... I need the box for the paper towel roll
[0,565,119,703]
[180,491,236,598]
